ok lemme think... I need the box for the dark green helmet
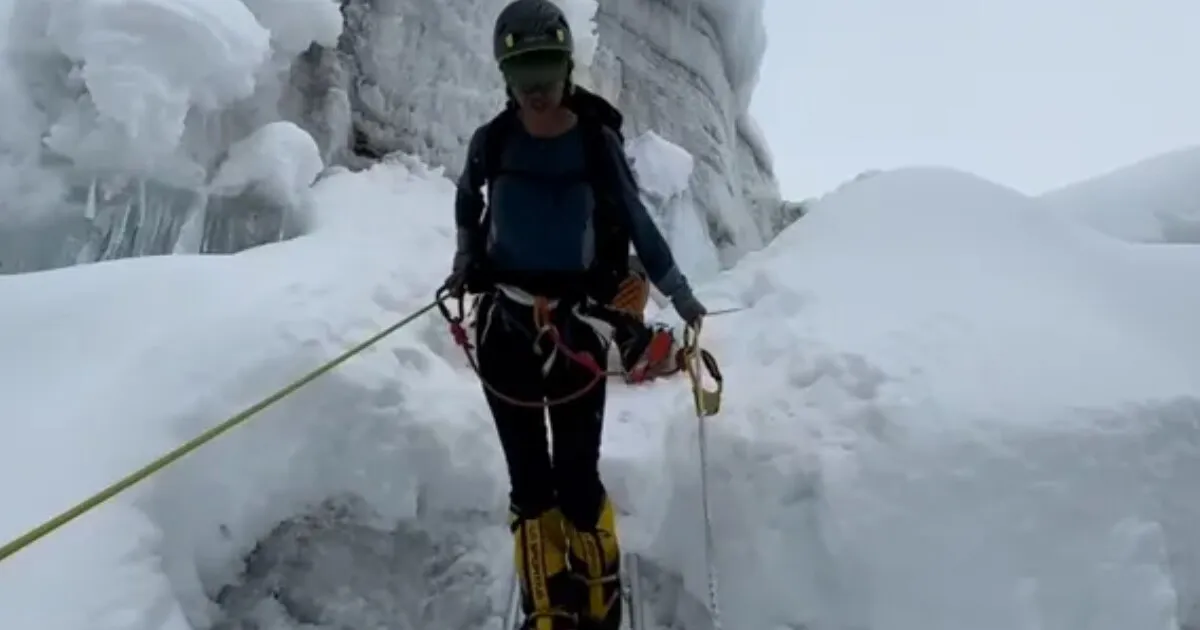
[492,0,574,63]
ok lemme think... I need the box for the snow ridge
[1039,145,1200,244]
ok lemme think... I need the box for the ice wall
[0,0,790,274]
[591,0,786,263]
[0,0,345,273]
[340,0,789,265]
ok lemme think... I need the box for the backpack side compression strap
[578,121,631,292]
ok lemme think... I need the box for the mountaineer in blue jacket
[439,1,706,628]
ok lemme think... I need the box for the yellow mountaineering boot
[564,496,623,630]
[511,507,578,630]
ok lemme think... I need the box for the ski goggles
[500,50,570,94]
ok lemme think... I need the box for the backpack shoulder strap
[570,87,626,207]
[571,88,632,281]
[481,105,518,185]
[475,105,519,231]
[570,86,625,142]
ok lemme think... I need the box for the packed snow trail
[2,157,1200,630]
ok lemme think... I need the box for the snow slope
[0,158,472,630]
[3,156,1199,629]
[1039,146,1200,244]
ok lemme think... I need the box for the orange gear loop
[436,288,618,409]
[532,296,553,332]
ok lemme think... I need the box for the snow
[1039,146,1200,244]
[626,130,721,285]
[0,0,343,270]
[0,0,1195,628]
[629,131,694,200]
[208,120,322,207]
[689,168,1200,628]
[688,0,766,116]
[238,0,342,54]
[0,58,62,225]
[595,0,776,260]
[553,0,599,71]
[1,0,779,274]
[0,158,466,630]
[29,0,272,171]
[737,112,773,172]
[2,147,1200,630]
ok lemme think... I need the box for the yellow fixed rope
[0,300,439,565]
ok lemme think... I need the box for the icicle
[135,178,148,255]
[84,177,97,220]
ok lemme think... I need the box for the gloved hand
[670,286,706,327]
[441,266,469,298]
[443,228,482,297]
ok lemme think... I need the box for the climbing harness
[0,299,440,565]
[682,321,725,630]
[440,284,730,628]
[436,286,623,409]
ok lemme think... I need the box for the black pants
[475,291,610,529]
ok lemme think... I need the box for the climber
[439,1,706,629]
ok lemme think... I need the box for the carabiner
[682,321,724,417]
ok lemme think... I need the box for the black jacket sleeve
[597,127,692,300]
[453,126,488,263]
[455,126,488,231]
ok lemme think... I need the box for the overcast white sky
[750,0,1200,200]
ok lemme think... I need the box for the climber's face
[502,50,569,113]
[513,80,564,112]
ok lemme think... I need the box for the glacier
[0,0,344,272]
[2,0,1200,629]
[0,0,793,274]
[590,0,780,262]
[3,153,1200,630]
